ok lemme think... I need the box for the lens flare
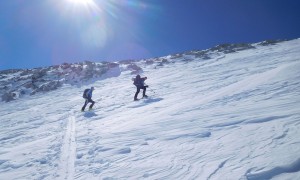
[81,21,111,48]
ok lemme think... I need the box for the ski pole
[148,87,156,94]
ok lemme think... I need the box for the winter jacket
[83,89,93,99]
[134,77,147,88]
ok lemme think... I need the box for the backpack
[133,78,138,86]
[83,89,90,98]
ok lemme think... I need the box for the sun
[67,0,95,6]
[65,0,101,13]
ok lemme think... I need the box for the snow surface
[0,39,300,180]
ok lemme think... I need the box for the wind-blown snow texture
[0,39,300,179]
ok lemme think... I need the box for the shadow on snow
[83,111,97,118]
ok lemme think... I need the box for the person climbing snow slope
[133,75,148,101]
[81,87,95,111]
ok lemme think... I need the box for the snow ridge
[246,158,300,180]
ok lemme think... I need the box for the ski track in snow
[57,111,76,180]
[0,39,300,179]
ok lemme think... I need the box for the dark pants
[134,86,147,100]
[82,98,95,111]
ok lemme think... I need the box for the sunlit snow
[0,39,300,179]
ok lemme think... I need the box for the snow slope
[0,39,300,180]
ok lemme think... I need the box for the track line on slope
[58,112,77,180]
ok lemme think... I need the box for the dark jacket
[133,76,147,88]
[83,89,93,99]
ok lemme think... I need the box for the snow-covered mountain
[0,39,284,102]
[0,39,300,180]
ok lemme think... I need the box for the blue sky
[0,0,300,70]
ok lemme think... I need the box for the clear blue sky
[1,0,300,70]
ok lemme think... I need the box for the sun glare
[58,0,157,49]
[67,0,94,6]
[65,0,101,14]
